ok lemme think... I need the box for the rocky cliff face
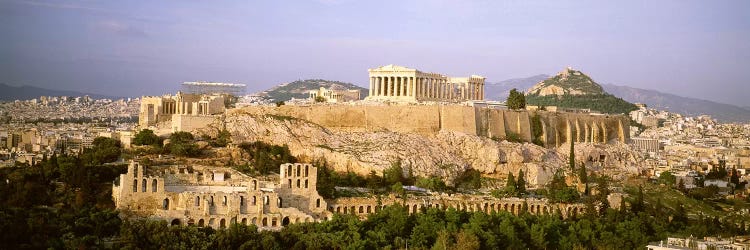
[203,111,643,187]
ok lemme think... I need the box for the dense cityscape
[2,1,749,249]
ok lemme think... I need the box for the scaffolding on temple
[181,81,247,97]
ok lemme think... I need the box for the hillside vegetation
[525,68,637,114]
[258,79,367,102]
[527,93,638,114]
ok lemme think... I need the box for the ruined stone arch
[220,218,226,229]
[132,179,138,192]
[287,165,292,177]
[152,179,158,192]
[252,180,257,190]
[366,205,371,213]
[170,219,181,226]
[296,166,301,177]
[194,196,200,207]
[305,179,308,188]
[241,218,247,225]
[187,219,195,226]
[282,217,290,226]
[277,197,283,208]
[316,198,321,208]
[305,165,309,177]
[287,179,292,188]
[252,217,257,225]
[295,217,300,223]
[198,219,205,227]
[412,204,418,213]
[222,196,227,206]
[296,179,300,188]
[252,196,257,205]
[359,206,364,213]
[262,217,268,227]
[163,198,170,210]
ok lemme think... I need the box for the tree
[133,129,161,146]
[569,139,576,172]
[516,170,526,195]
[579,166,589,195]
[167,132,199,157]
[506,88,526,110]
[505,172,517,195]
[383,160,409,186]
[631,185,645,214]
[314,96,326,103]
[80,137,122,165]
[730,166,740,190]
[658,171,676,186]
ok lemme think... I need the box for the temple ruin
[114,161,588,230]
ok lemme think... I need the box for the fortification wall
[230,105,629,147]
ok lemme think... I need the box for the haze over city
[2,0,749,106]
[6,1,750,249]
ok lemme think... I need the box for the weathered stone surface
[200,107,642,187]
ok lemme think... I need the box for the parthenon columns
[367,65,485,102]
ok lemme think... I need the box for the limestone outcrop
[200,112,597,187]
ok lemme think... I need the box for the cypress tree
[517,170,526,195]
[569,139,576,172]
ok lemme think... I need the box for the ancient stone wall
[230,105,629,147]
[113,162,329,230]
[327,195,586,219]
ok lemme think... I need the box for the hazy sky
[1,0,749,106]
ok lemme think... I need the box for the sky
[1,0,749,106]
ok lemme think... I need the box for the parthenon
[366,64,485,102]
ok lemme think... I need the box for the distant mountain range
[257,79,367,102]
[601,84,750,123]
[484,74,750,122]
[485,74,549,101]
[0,83,123,101]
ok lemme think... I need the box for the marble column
[398,77,403,96]
[420,78,425,98]
[378,77,383,96]
[388,76,398,96]
[401,77,406,97]
[448,83,453,100]
[383,76,391,96]
[394,77,399,97]
[379,77,384,96]
[479,83,484,100]
[369,77,374,97]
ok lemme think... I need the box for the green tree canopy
[167,132,199,157]
[80,137,122,165]
[133,129,162,146]
[506,88,526,110]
